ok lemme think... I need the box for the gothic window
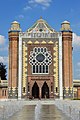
[29,47,52,74]
[2,90,4,96]
[23,87,25,93]
[28,82,30,92]
[51,86,53,92]
[5,90,6,96]
[56,87,58,93]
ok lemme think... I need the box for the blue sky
[0,0,80,79]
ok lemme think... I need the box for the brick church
[8,17,73,99]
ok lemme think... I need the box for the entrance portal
[32,82,39,98]
[42,82,49,98]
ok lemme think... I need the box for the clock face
[36,53,45,62]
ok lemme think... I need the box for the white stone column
[59,33,63,99]
[39,87,41,99]
[18,35,22,99]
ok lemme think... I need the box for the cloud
[42,6,47,10]
[0,35,8,52]
[0,56,8,64]
[0,35,5,45]
[72,33,80,47]
[25,0,52,10]
[29,0,52,7]
[18,15,24,19]
[77,62,80,67]
[0,46,8,51]
[24,6,32,11]
[23,0,52,11]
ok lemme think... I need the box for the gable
[27,18,56,33]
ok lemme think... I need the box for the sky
[0,0,80,79]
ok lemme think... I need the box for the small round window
[36,53,45,62]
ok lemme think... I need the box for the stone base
[63,87,73,99]
[8,87,18,99]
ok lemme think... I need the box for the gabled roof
[27,17,56,33]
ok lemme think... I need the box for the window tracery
[29,47,52,74]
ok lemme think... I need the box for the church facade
[8,18,73,99]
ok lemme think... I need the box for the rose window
[29,47,52,74]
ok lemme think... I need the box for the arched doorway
[42,82,49,98]
[32,82,39,98]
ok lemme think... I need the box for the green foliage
[0,62,7,80]
[73,98,80,100]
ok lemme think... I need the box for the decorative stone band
[18,32,63,99]
[18,35,22,99]
[63,87,73,98]
[59,34,63,99]
[8,87,18,99]
[19,32,60,38]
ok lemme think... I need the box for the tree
[0,62,7,80]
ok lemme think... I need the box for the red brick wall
[62,32,73,88]
[0,88,8,99]
[27,43,54,98]
[8,32,19,88]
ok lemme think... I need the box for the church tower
[61,21,73,98]
[8,21,21,98]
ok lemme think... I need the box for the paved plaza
[0,99,80,120]
[6,105,71,120]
